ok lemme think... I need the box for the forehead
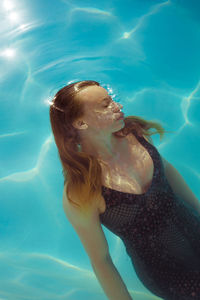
[77,86,108,104]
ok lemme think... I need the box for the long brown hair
[49,80,171,214]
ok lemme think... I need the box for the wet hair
[49,80,170,213]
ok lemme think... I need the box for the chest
[99,135,154,213]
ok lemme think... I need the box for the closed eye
[103,96,112,107]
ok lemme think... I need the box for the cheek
[95,111,114,122]
[94,114,117,130]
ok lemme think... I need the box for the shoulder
[142,134,152,143]
[141,134,169,168]
[160,155,170,169]
[62,183,110,263]
[62,182,104,216]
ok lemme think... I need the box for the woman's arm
[92,257,132,300]
[63,184,132,300]
[161,156,200,214]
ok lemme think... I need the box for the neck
[80,134,128,164]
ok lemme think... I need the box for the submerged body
[59,83,200,299]
[99,129,200,300]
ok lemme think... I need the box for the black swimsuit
[100,130,200,300]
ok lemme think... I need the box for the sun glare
[1,48,16,58]
[3,0,14,11]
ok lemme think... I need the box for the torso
[63,132,154,215]
[98,132,154,214]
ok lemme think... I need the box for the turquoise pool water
[0,0,200,299]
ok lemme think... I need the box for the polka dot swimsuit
[99,130,200,300]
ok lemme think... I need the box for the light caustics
[0,0,37,60]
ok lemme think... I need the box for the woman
[49,80,200,300]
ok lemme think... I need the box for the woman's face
[75,85,124,131]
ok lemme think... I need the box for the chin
[114,124,125,136]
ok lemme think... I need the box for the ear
[73,120,88,130]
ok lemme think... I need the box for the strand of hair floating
[53,104,65,112]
